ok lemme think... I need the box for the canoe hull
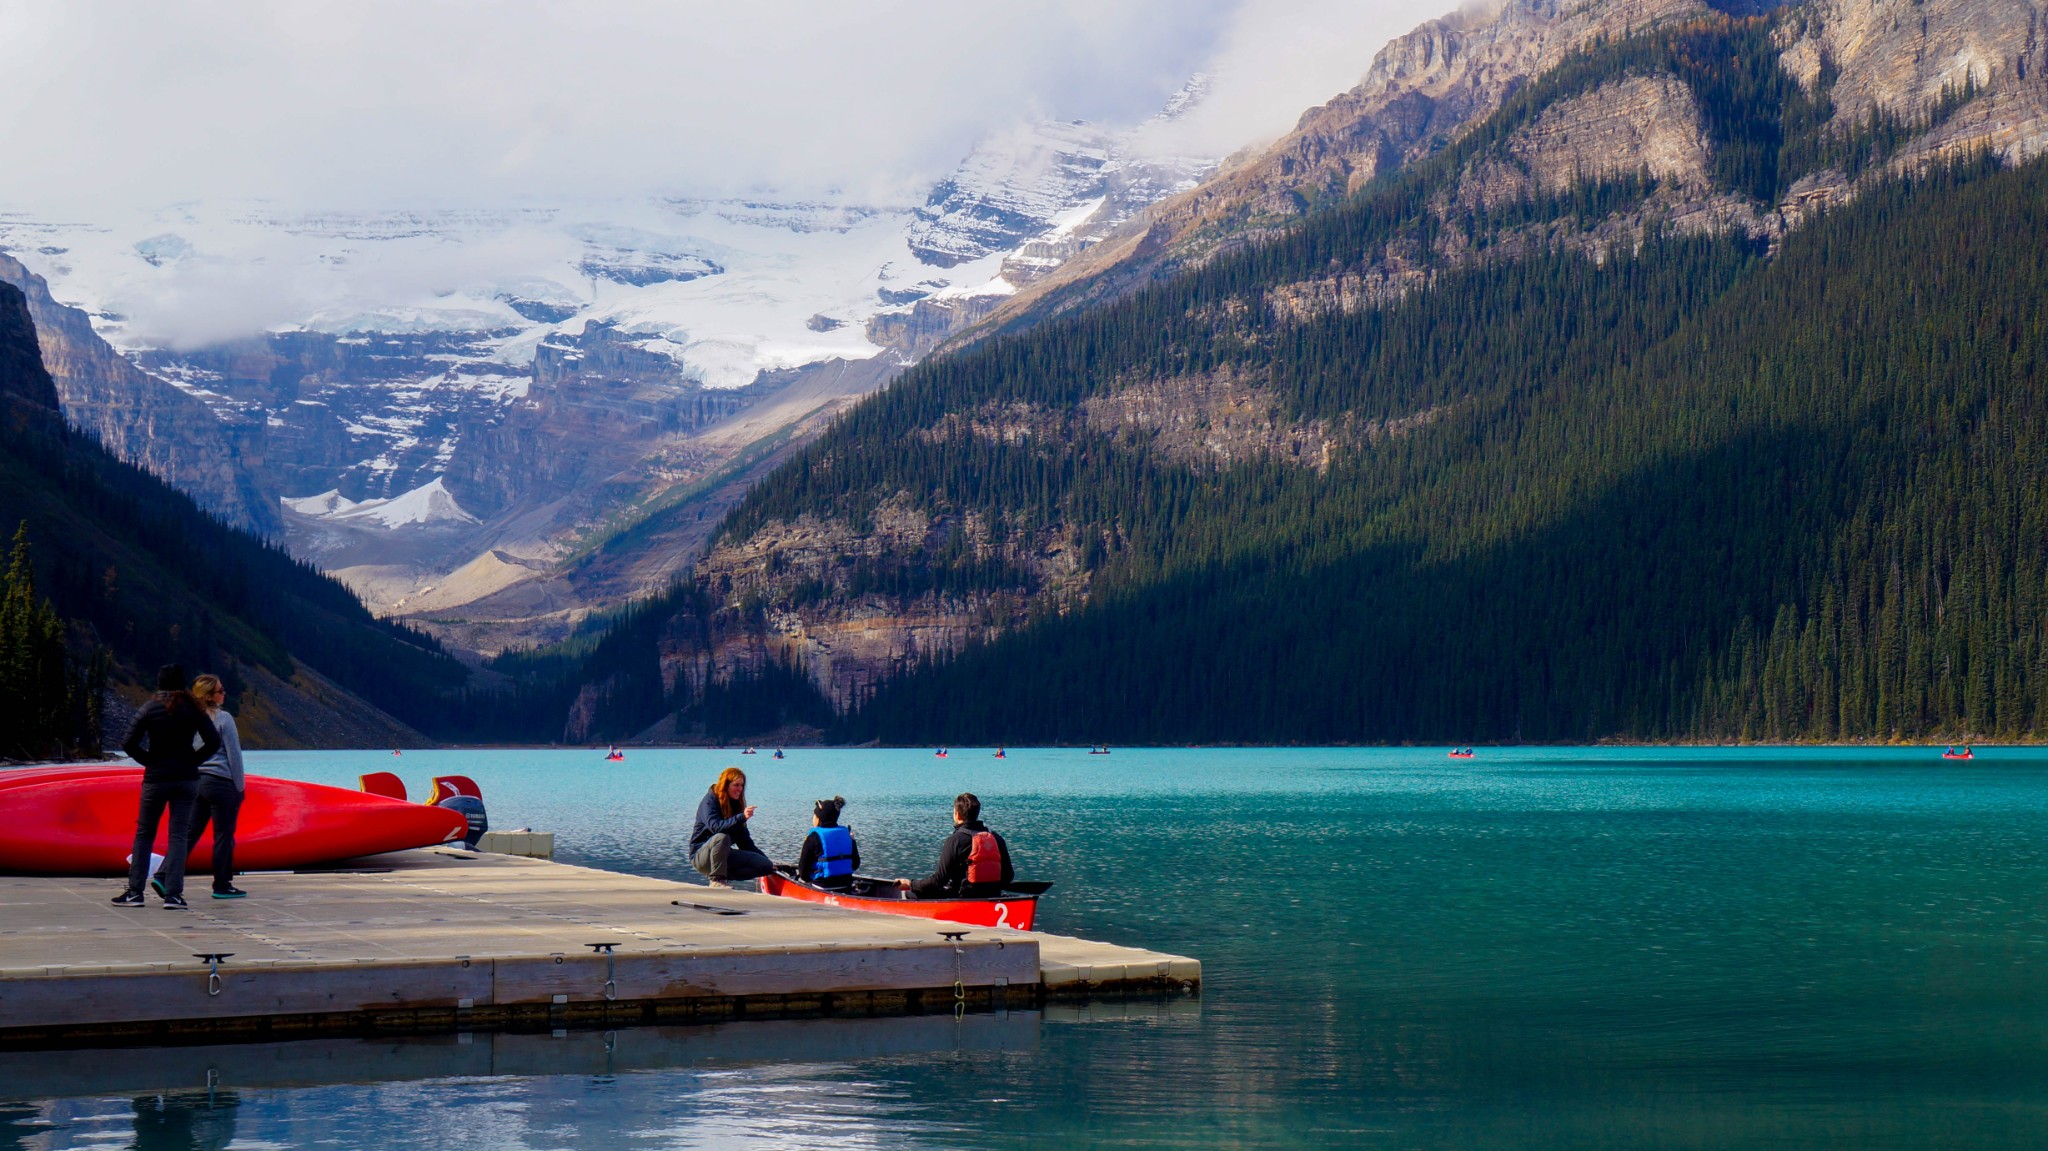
[758,873,1038,931]
[0,766,466,875]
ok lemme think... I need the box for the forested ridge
[722,18,1830,562]
[846,156,2048,743]
[677,10,2048,745]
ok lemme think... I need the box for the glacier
[0,77,1221,533]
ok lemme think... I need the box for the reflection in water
[0,1012,1043,1101]
[128,1090,238,1151]
[0,1090,242,1151]
[0,1011,1052,1149]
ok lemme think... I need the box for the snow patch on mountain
[283,477,478,528]
[905,75,1220,290]
[908,119,1115,267]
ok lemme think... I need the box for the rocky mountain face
[1785,0,2048,168]
[636,0,2048,739]
[0,282,57,415]
[443,321,764,519]
[965,0,1705,329]
[0,253,279,535]
[133,327,527,507]
[971,0,2048,338]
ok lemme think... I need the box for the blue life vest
[811,825,854,881]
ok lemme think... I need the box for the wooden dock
[0,849,1199,1047]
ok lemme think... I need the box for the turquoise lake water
[8,745,2048,1148]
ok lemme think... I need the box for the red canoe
[0,766,466,875]
[758,872,1041,931]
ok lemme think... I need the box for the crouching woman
[690,767,774,889]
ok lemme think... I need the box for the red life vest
[966,831,1003,885]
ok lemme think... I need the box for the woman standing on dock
[111,665,220,911]
[185,674,247,899]
[690,767,774,889]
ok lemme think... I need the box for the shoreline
[8,738,2022,763]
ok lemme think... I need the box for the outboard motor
[437,794,488,849]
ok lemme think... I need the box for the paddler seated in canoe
[795,796,861,891]
[690,767,774,889]
[893,792,1014,899]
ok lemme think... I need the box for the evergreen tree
[0,522,91,758]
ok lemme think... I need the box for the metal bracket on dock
[193,953,232,997]
[938,932,968,1016]
[588,942,618,1000]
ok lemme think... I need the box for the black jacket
[796,826,861,888]
[690,789,760,856]
[121,694,222,783]
[910,819,1014,898]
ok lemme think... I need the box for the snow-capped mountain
[0,77,1221,639]
[910,75,1216,278]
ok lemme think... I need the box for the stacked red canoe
[0,766,466,875]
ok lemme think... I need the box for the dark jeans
[125,778,197,899]
[691,834,775,884]
[188,774,243,892]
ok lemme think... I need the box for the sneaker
[162,894,188,911]
[149,875,167,898]
[706,880,731,889]
[110,891,145,907]
[212,887,247,899]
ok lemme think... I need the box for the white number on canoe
[994,902,1010,929]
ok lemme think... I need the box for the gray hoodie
[197,710,245,791]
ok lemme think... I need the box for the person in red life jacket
[795,796,861,891]
[690,767,774,889]
[896,791,1014,899]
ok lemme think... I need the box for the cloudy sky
[0,0,1442,212]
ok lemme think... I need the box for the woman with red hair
[690,767,773,888]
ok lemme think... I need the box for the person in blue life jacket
[893,792,1014,899]
[794,796,861,891]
